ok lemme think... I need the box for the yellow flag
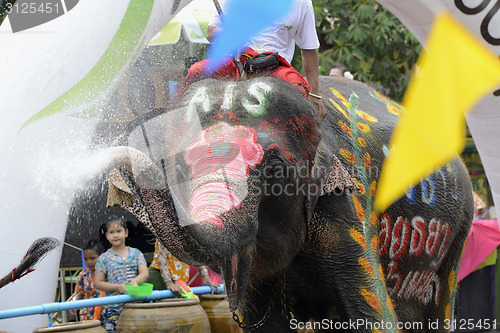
[374,12,500,212]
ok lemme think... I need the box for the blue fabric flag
[207,0,293,70]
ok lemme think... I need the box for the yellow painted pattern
[352,178,366,195]
[386,296,394,311]
[373,90,403,115]
[353,195,366,222]
[379,265,386,283]
[445,303,451,319]
[361,288,383,313]
[339,120,353,137]
[363,152,372,168]
[357,110,378,123]
[387,104,401,115]
[371,236,378,253]
[448,271,456,294]
[350,228,367,250]
[370,212,378,228]
[329,98,351,120]
[369,180,377,197]
[359,257,375,278]
[358,122,371,133]
[340,148,357,165]
[358,137,367,147]
[330,87,351,108]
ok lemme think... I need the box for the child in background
[95,217,148,333]
[147,239,219,294]
[70,240,103,321]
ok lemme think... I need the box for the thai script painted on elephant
[386,265,442,305]
[379,215,451,265]
[403,163,460,207]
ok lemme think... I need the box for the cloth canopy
[458,219,500,282]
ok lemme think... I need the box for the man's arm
[206,25,219,43]
[302,48,326,119]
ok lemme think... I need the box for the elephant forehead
[255,114,320,162]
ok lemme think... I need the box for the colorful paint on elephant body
[327,85,399,326]
[326,84,464,312]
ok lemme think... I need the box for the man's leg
[184,59,239,87]
[270,65,310,99]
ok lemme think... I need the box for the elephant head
[106,77,350,309]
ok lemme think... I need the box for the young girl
[71,240,103,321]
[95,217,148,333]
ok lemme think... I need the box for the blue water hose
[0,285,225,320]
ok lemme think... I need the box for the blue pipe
[0,285,225,320]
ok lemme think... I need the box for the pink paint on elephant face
[184,122,264,179]
[190,182,242,228]
[184,122,264,227]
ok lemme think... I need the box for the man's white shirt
[209,0,320,64]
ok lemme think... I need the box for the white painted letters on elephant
[241,82,273,115]
[380,214,452,305]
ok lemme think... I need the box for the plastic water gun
[176,280,198,299]
[93,291,106,320]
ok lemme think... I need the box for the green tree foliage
[293,0,422,101]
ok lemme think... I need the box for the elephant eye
[270,160,281,169]
[266,160,282,175]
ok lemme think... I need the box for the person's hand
[308,95,327,119]
[166,281,182,295]
[201,275,220,294]
[69,309,76,316]
[117,282,128,294]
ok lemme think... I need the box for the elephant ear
[307,133,356,221]
[105,147,165,241]
[320,154,356,196]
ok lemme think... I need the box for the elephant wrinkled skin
[106,76,473,332]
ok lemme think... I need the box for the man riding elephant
[184,0,327,118]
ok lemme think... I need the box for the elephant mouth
[222,244,255,311]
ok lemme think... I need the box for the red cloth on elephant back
[183,48,310,99]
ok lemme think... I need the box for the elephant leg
[294,194,398,332]
[237,276,296,333]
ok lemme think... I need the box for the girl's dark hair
[83,239,104,255]
[98,216,129,249]
[103,216,128,231]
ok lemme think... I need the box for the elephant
[105,75,473,332]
